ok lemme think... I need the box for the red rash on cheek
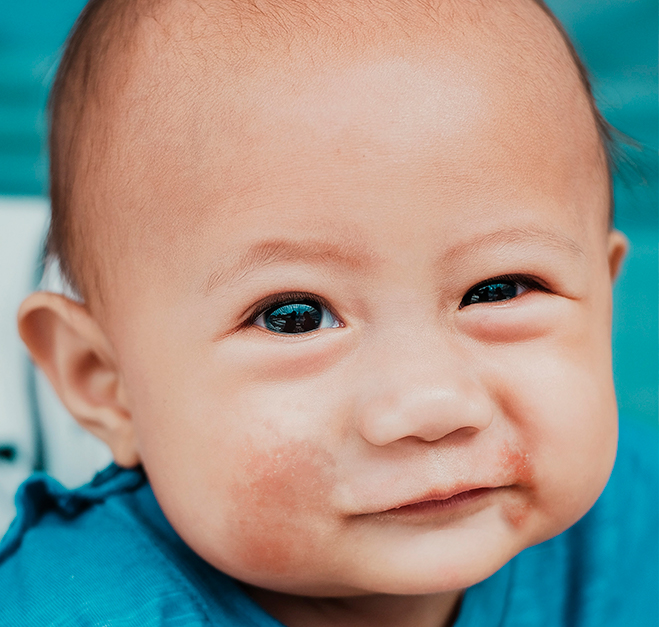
[228,439,336,576]
[498,442,535,528]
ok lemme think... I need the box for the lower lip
[380,488,494,518]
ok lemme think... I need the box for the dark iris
[462,281,518,307]
[264,301,323,333]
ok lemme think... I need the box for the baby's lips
[353,481,511,517]
[384,487,496,512]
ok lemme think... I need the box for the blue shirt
[1,420,657,626]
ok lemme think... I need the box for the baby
[1,0,657,625]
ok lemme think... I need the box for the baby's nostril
[0,445,17,462]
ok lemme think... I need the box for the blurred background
[0,0,657,531]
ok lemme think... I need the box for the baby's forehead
[55,0,608,308]
[116,2,600,196]
[104,0,598,190]
[86,0,591,145]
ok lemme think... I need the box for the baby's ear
[607,230,627,282]
[17,292,140,468]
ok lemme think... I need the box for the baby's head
[19,0,627,620]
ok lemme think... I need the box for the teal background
[0,1,657,423]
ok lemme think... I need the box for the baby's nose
[354,349,494,447]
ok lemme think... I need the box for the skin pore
[19,2,627,627]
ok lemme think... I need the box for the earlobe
[17,292,140,468]
[607,230,627,282]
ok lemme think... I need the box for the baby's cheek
[227,438,336,576]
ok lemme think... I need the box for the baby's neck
[245,586,463,627]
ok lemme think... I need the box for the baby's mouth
[384,487,494,514]
[362,484,508,523]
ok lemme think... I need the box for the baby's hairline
[45,0,616,307]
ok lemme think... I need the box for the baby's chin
[210,507,555,598]
[228,545,511,598]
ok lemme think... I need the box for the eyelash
[458,274,549,309]
[243,291,339,327]
[244,274,548,332]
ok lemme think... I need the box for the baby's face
[97,4,621,597]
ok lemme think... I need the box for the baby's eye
[254,298,341,334]
[460,275,542,308]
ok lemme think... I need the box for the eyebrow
[203,238,376,294]
[203,226,585,294]
[441,226,586,264]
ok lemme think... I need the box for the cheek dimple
[498,442,535,529]
[228,438,336,576]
